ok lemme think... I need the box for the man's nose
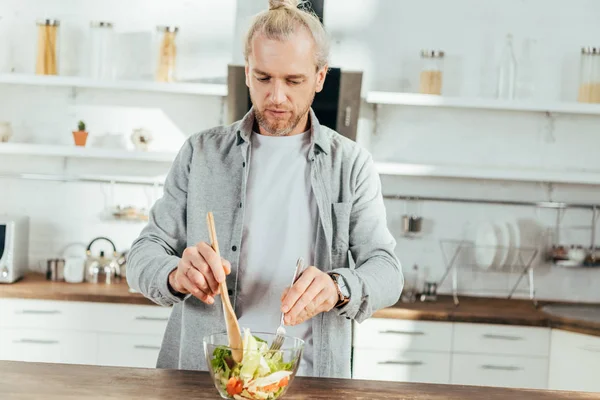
[270,81,287,105]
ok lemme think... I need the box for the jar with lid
[36,19,60,75]
[578,47,600,103]
[155,26,179,82]
[89,21,116,80]
[419,50,444,95]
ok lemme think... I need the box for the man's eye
[288,80,301,85]
[257,77,270,82]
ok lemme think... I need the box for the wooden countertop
[1,361,598,399]
[0,273,154,305]
[3,274,600,337]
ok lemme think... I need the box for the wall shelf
[0,73,228,96]
[0,143,177,163]
[375,161,600,186]
[366,92,600,116]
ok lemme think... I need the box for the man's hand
[168,242,231,304]
[280,267,339,326]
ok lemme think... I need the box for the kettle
[85,236,120,284]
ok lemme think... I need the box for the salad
[210,329,298,400]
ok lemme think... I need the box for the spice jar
[577,47,600,103]
[419,50,444,95]
[89,21,116,80]
[36,19,60,75]
[155,26,179,82]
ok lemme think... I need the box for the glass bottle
[497,34,517,100]
[36,19,60,75]
[578,47,600,103]
[516,38,536,99]
[89,21,116,80]
[155,26,179,82]
[419,50,445,95]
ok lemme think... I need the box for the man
[127,0,402,379]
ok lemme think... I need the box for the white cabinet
[97,333,164,368]
[549,329,600,392]
[453,323,550,357]
[451,353,548,389]
[353,319,453,384]
[0,327,96,365]
[0,298,171,369]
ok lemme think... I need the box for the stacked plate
[474,220,522,270]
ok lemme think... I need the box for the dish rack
[438,239,539,306]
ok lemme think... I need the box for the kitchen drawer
[451,353,548,389]
[453,323,550,357]
[97,333,163,368]
[0,327,97,365]
[91,303,171,335]
[352,348,451,384]
[353,319,452,352]
[549,329,600,392]
[0,299,94,330]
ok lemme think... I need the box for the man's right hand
[168,242,232,304]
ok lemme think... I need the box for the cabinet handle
[17,310,61,315]
[13,339,59,345]
[481,365,522,371]
[135,316,168,322]
[482,334,523,341]
[379,330,425,336]
[377,361,424,366]
[344,106,352,127]
[134,345,161,350]
[579,346,600,353]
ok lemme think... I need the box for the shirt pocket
[331,202,352,254]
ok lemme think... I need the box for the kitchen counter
[1,361,598,399]
[3,274,600,337]
[0,273,153,305]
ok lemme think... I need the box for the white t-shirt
[237,130,317,376]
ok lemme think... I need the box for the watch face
[337,276,350,298]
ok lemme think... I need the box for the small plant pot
[73,130,89,147]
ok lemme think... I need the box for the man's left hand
[280,266,339,326]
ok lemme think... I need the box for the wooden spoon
[206,212,243,363]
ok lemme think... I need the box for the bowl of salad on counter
[204,329,304,400]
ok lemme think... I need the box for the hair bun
[268,0,298,10]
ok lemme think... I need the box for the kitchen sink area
[541,304,600,324]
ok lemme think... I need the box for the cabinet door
[352,348,451,384]
[97,333,163,368]
[549,330,600,392]
[0,328,96,365]
[353,319,453,352]
[451,353,548,389]
[453,323,550,357]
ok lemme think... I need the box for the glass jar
[89,21,116,80]
[578,47,599,103]
[419,50,444,95]
[36,19,60,75]
[155,26,179,82]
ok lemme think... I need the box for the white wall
[2,0,600,302]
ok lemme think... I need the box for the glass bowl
[204,332,304,400]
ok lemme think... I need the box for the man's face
[245,28,327,136]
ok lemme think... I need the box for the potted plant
[73,120,88,147]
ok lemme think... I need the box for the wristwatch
[329,273,350,308]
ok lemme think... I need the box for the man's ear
[315,64,328,93]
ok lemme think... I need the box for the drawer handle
[135,316,168,322]
[482,334,523,341]
[134,345,161,350]
[481,365,522,371]
[13,339,59,345]
[377,361,424,366]
[579,346,600,353]
[379,330,425,336]
[18,310,61,315]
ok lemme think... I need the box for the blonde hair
[244,0,330,70]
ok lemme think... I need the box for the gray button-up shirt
[126,108,403,378]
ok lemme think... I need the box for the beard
[251,92,315,136]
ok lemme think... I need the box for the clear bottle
[36,19,60,75]
[155,26,179,82]
[497,34,517,100]
[89,21,116,80]
[419,50,445,95]
[516,38,536,99]
[578,47,600,103]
